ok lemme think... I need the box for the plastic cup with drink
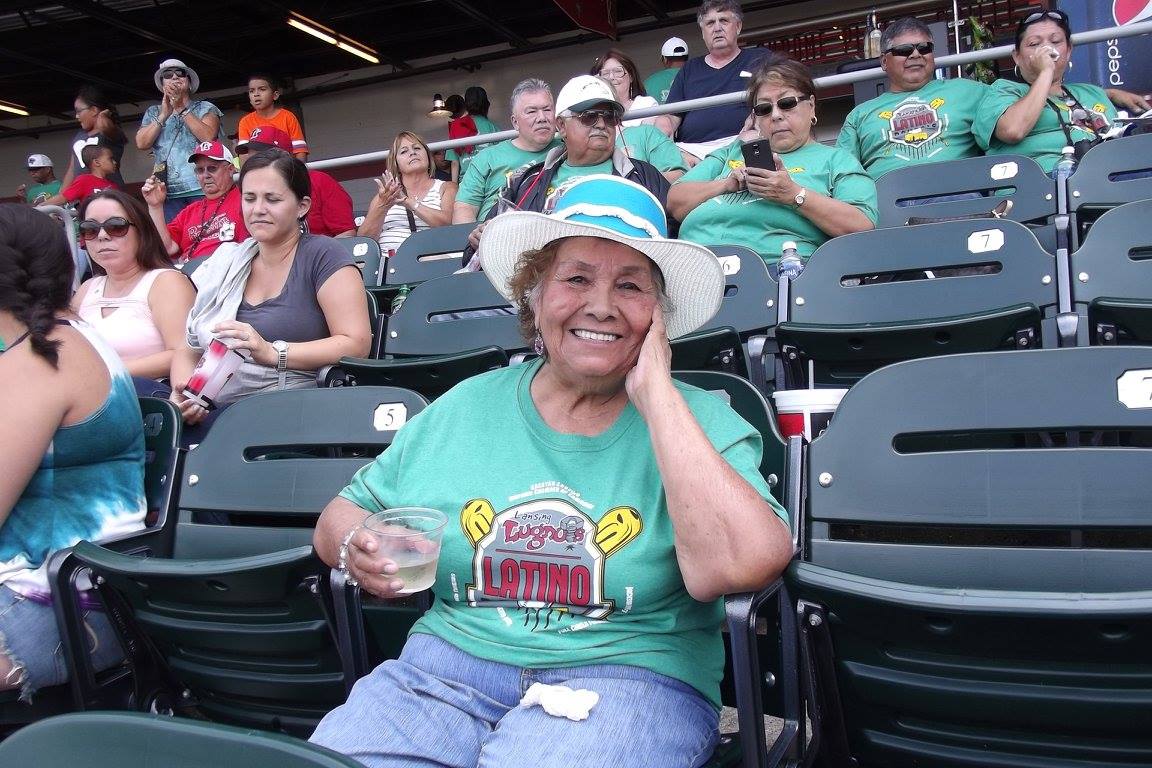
[772,387,848,441]
[182,338,246,410]
[363,507,448,594]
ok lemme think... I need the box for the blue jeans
[310,633,719,768]
[0,584,124,701]
[163,193,204,223]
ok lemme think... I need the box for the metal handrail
[35,203,87,292]
[308,20,1152,173]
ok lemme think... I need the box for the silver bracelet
[337,524,363,587]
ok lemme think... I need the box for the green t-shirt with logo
[456,138,560,219]
[24,180,62,204]
[676,140,878,262]
[974,80,1117,172]
[546,158,614,198]
[339,359,785,710]
[837,78,988,179]
[617,125,687,174]
[643,68,680,104]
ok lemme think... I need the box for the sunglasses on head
[885,41,934,57]
[751,95,808,117]
[161,68,187,80]
[569,108,622,127]
[1020,10,1068,27]
[78,217,134,241]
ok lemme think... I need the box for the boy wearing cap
[236,74,309,160]
[18,154,61,204]
[42,145,118,206]
[238,127,354,237]
[644,37,690,104]
[142,140,247,262]
[136,57,224,222]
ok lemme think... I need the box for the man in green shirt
[618,124,688,181]
[453,79,560,224]
[642,36,689,104]
[837,17,987,180]
[18,154,62,204]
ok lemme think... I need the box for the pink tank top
[77,269,171,362]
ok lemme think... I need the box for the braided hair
[0,204,74,367]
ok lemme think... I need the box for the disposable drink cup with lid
[772,388,848,441]
[363,507,448,594]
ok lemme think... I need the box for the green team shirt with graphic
[24,180,62,203]
[340,359,786,710]
[617,124,688,174]
[974,80,1117,172]
[643,68,679,104]
[837,77,988,179]
[676,140,877,262]
[456,137,560,219]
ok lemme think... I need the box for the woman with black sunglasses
[668,57,876,264]
[975,10,1118,173]
[72,189,195,383]
[0,204,146,702]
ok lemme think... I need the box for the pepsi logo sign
[1114,0,1152,25]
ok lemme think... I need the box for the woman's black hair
[0,204,74,366]
[464,86,491,117]
[75,84,119,122]
[1014,9,1072,51]
[239,149,311,204]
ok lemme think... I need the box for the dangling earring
[811,115,818,126]
[1013,63,1020,79]
[1067,59,1073,70]
[533,330,545,357]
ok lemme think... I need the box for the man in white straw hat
[136,58,225,222]
[310,173,792,767]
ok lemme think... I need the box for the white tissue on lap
[519,682,600,721]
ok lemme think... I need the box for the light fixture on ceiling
[287,11,380,65]
[428,93,451,119]
[0,100,29,116]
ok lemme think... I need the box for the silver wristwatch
[793,186,808,208]
[272,340,289,388]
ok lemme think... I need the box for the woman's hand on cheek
[211,320,274,366]
[626,302,674,415]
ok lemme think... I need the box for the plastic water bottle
[778,241,805,281]
[391,284,410,314]
[1054,145,1077,184]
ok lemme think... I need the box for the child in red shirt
[44,144,118,205]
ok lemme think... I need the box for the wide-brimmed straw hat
[154,58,200,93]
[478,175,724,340]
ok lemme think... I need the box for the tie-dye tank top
[0,319,146,599]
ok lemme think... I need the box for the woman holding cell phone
[974,9,1118,174]
[667,57,876,264]
[169,151,370,426]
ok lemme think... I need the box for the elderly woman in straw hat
[310,175,793,767]
[135,57,225,222]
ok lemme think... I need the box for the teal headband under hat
[478,175,724,339]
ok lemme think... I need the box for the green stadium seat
[0,712,362,766]
[1070,199,1152,345]
[775,219,1057,388]
[1068,133,1152,249]
[790,346,1152,767]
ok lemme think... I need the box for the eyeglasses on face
[885,41,934,57]
[569,109,622,127]
[74,105,96,117]
[79,217,134,241]
[161,68,188,80]
[194,163,226,175]
[751,95,808,117]
[599,67,627,79]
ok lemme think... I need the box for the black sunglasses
[751,95,807,117]
[885,41,934,57]
[79,217,134,241]
[1020,10,1069,27]
[160,68,188,80]
[569,108,622,127]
